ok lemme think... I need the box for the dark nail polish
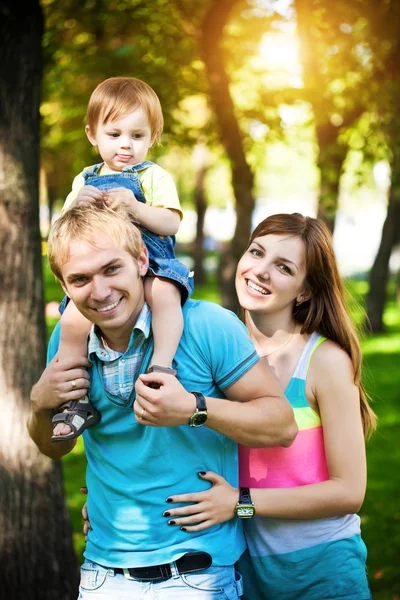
[198,471,206,476]
[166,497,173,503]
[163,511,170,517]
[181,527,187,532]
[168,520,176,526]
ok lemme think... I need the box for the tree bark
[200,0,255,313]
[366,146,400,332]
[295,0,362,233]
[193,164,208,286]
[0,2,79,597]
[315,128,349,234]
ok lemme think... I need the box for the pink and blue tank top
[237,332,371,600]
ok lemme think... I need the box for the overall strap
[83,163,103,178]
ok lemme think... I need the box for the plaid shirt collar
[88,302,151,361]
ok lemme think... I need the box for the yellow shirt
[63,163,183,219]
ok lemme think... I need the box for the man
[28,200,297,599]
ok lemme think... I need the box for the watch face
[236,504,255,518]
[189,411,208,427]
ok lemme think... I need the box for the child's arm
[59,300,92,360]
[107,187,180,236]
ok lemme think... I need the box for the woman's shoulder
[309,337,355,384]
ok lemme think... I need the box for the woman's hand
[80,486,92,539]
[163,472,239,532]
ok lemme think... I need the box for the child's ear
[85,125,97,147]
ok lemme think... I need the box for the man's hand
[28,354,91,458]
[69,186,106,208]
[31,354,91,414]
[134,373,196,427]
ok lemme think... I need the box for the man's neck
[97,302,146,353]
[100,329,131,353]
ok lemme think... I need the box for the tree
[295,0,369,233]
[0,1,78,597]
[198,0,255,312]
[365,0,400,331]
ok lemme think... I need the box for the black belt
[113,551,212,582]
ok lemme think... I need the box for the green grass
[44,258,400,596]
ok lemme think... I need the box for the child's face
[86,106,153,173]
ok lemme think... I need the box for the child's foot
[146,365,177,389]
[51,396,101,442]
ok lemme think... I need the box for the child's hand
[71,186,106,207]
[106,187,139,213]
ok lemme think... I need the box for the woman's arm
[163,342,367,530]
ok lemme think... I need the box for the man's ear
[85,125,97,147]
[137,246,149,277]
[61,281,68,296]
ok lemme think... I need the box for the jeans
[78,559,243,599]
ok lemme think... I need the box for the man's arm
[135,364,297,448]
[27,354,91,459]
[135,300,297,447]
[209,359,297,447]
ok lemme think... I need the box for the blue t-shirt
[47,299,259,568]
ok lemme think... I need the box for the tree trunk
[193,164,208,286]
[0,2,79,598]
[200,0,255,313]
[366,149,400,332]
[295,0,362,233]
[315,131,348,234]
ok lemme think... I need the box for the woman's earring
[296,298,302,307]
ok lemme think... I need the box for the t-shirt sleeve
[184,301,260,390]
[62,172,85,213]
[47,321,61,365]
[140,165,183,220]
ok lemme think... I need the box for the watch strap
[190,391,207,411]
[239,487,252,504]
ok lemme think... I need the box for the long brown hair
[246,212,376,438]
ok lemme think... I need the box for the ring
[140,408,145,420]
[71,380,77,390]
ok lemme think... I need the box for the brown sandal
[51,397,101,442]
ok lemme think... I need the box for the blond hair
[86,76,164,143]
[48,200,145,283]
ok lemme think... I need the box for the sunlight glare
[259,32,301,73]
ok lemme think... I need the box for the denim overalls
[82,160,194,301]
[59,161,194,315]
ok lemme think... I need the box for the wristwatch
[235,487,256,518]
[188,392,208,427]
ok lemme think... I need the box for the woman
[164,212,376,600]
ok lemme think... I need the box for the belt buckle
[123,565,172,582]
[123,568,136,581]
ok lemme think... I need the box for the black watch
[235,487,256,518]
[188,392,208,427]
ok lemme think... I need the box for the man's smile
[93,298,123,313]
